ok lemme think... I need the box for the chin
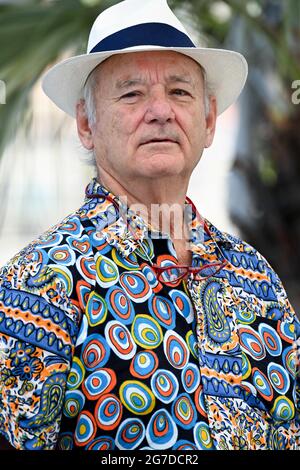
[137,152,184,175]
[145,163,183,178]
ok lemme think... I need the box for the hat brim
[42,46,248,117]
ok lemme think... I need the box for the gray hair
[81,71,97,167]
[81,62,213,167]
[82,70,98,129]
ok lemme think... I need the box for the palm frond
[0,0,103,156]
[0,0,300,159]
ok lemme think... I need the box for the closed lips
[141,138,178,144]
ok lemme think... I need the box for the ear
[76,99,94,150]
[204,96,217,148]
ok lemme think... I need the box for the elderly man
[0,0,299,451]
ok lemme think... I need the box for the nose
[144,88,175,125]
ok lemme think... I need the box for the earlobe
[205,96,217,148]
[76,100,94,150]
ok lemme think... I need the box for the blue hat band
[90,22,195,53]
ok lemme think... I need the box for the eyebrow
[115,78,144,90]
[115,75,195,90]
[167,75,194,86]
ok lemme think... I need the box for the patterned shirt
[0,178,299,450]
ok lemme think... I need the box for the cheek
[113,112,143,156]
[92,115,119,154]
[179,110,206,146]
[101,110,136,142]
[92,110,140,167]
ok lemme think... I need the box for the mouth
[141,138,178,145]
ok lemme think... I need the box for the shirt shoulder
[206,219,299,331]
[0,205,98,449]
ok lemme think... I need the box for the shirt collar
[81,178,233,261]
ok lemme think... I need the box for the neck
[97,170,191,242]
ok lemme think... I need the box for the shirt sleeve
[255,248,300,447]
[0,249,81,449]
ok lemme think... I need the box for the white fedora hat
[42,0,248,117]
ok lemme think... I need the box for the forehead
[95,51,204,85]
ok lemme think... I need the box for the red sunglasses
[86,190,227,284]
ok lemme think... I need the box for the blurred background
[0,0,299,312]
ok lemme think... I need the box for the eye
[171,89,191,97]
[120,91,142,101]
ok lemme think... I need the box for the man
[0,0,299,451]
